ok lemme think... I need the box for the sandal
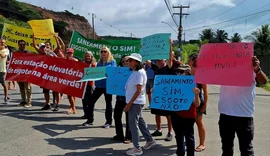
[195,145,205,152]
[66,109,76,114]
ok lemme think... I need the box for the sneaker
[4,98,9,104]
[17,101,27,106]
[144,106,150,110]
[52,105,59,111]
[126,147,143,156]
[143,140,156,150]
[41,104,51,110]
[151,130,162,136]
[83,121,93,127]
[24,103,32,108]
[164,132,173,141]
[103,123,111,129]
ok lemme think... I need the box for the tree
[199,28,214,42]
[214,29,228,43]
[181,44,200,63]
[245,24,270,55]
[230,33,242,42]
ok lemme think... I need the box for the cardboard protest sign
[150,75,196,111]
[1,23,57,53]
[5,53,88,98]
[28,19,55,38]
[140,33,171,61]
[69,30,141,63]
[78,67,107,82]
[106,67,132,96]
[195,43,254,86]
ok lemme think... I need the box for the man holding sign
[218,56,268,156]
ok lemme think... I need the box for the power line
[241,18,270,36]
[184,9,270,31]
[164,0,178,27]
[192,0,247,26]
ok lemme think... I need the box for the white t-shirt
[218,75,256,117]
[125,69,147,105]
[0,48,10,72]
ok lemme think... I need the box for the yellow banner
[1,23,57,52]
[28,19,55,38]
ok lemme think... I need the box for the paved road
[0,85,269,156]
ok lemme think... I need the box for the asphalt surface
[0,85,269,156]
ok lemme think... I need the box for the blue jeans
[171,113,195,156]
[219,114,254,156]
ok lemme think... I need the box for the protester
[188,54,208,152]
[15,40,32,107]
[0,39,9,104]
[81,51,96,119]
[170,64,201,156]
[145,41,176,141]
[124,53,156,156]
[145,61,154,110]
[146,59,173,141]
[218,56,268,156]
[6,46,16,90]
[111,55,131,144]
[65,48,78,114]
[32,34,59,110]
[83,46,116,128]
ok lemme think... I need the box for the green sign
[69,30,141,64]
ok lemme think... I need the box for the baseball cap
[177,64,191,71]
[66,48,74,53]
[126,53,142,62]
[39,43,45,48]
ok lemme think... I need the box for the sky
[18,0,270,41]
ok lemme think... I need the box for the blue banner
[150,75,196,111]
[106,67,132,96]
[140,33,171,61]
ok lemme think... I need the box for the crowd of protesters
[0,35,268,156]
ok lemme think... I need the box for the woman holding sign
[124,53,156,156]
[111,55,131,144]
[188,54,208,152]
[81,51,96,119]
[171,64,201,156]
[83,47,116,128]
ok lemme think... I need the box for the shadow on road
[46,139,176,156]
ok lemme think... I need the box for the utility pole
[92,13,95,39]
[173,5,189,61]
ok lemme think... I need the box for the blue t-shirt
[145,64,154,79]
[95,60,117,88]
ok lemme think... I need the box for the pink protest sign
[195,43,254,86]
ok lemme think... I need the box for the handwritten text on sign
[28,19,55,38]
[150,75,196,111]
[5,53,88,98]
[140,33,171,61]
[106,67,132,96]
[195,43,254,86]
[78,67,107,82]
[1,23,57,53]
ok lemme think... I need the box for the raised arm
[32,34,39,52]
[253,56,268,84]
[54,34,61,52]
[57,36,65,51]
[168,39,173,69]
